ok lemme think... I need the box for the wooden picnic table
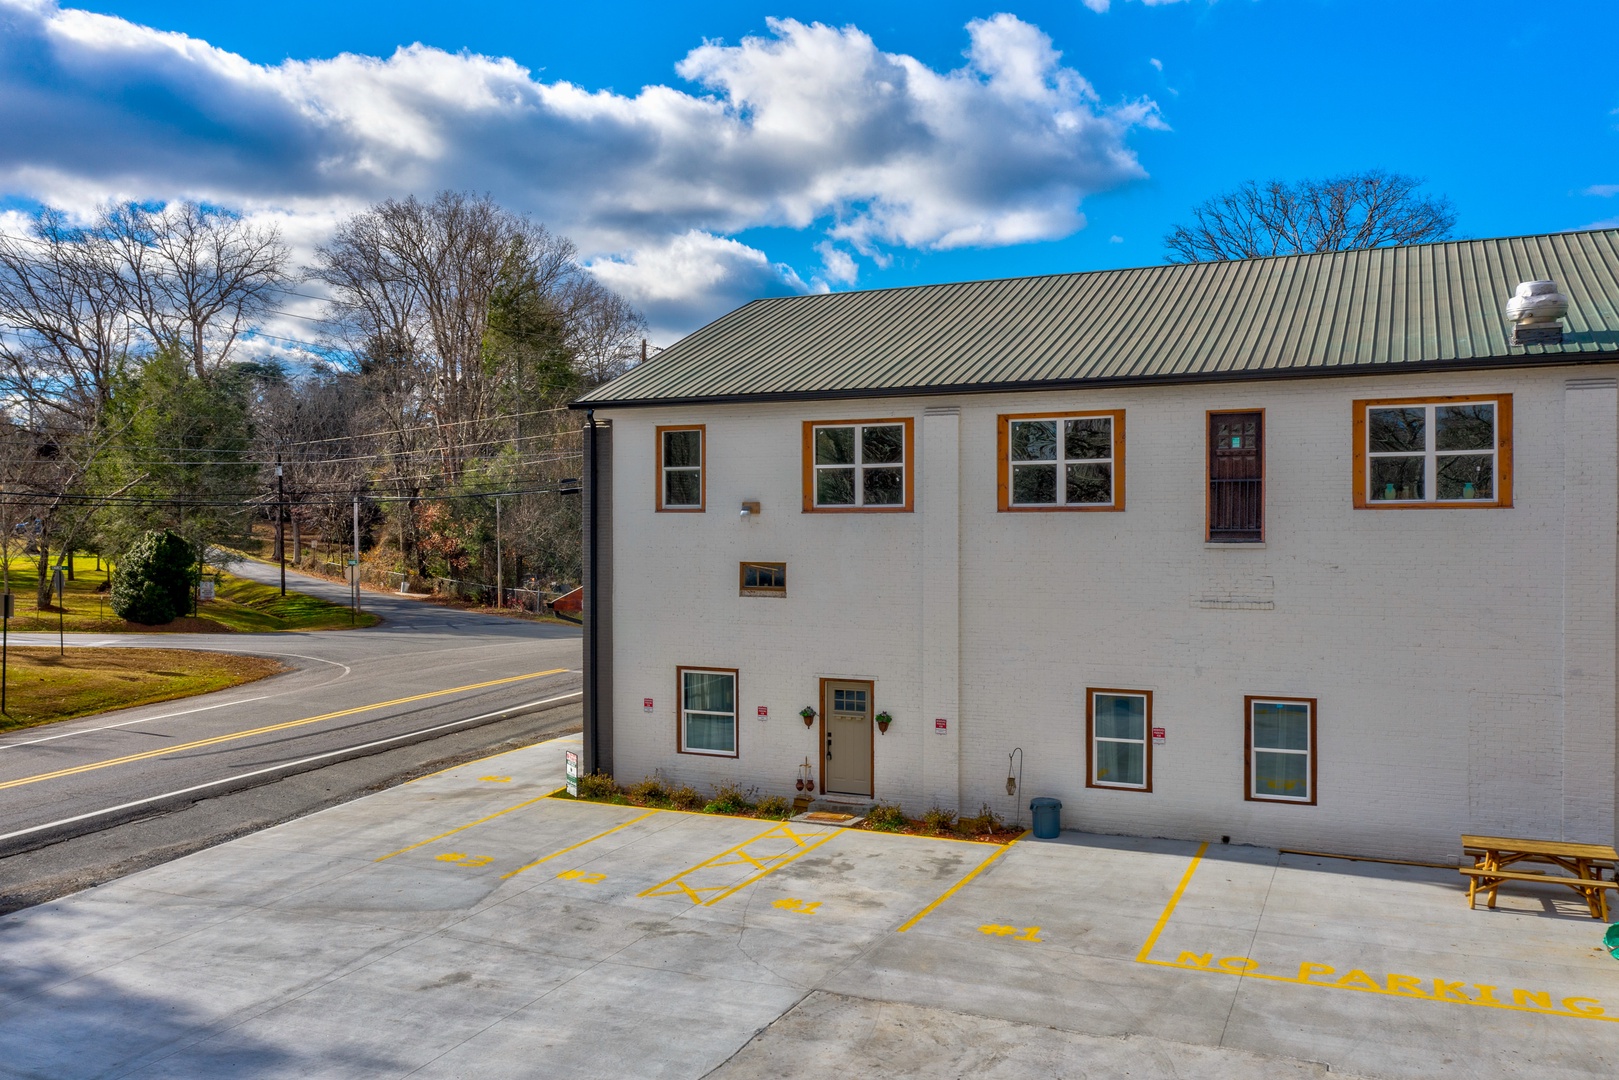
[1459,834,1618,920]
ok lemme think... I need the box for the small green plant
[576,771,619,799]
[627,776,669,805]
[754,794,792,819]
[958,803,1004,836]
[866,802,908,832]
[667,784,703,811]
[704,780,754,814]
[921,806,957,834]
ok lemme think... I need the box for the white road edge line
[0,690,583,845]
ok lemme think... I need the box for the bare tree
[1164,171,1456,262]
[0,209,133,424]
[103,202,293,378]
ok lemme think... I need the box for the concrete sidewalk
[2,735,1615,1078]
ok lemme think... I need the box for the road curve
[0,557,581,854]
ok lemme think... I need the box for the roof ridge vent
[1505,279,1567,346]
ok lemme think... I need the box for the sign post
[52,565,64,656]
[1,591,11,714]
[564,749,580,797]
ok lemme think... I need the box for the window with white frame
[1003,411,1123,510]
[1087,689,1151,791]
[1246,697,1315,804]
[807,420,912,509]
[1357,396,1510,507]
[658,426,704,510]
[678,667,737,756]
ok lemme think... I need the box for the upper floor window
[1208,411,1264,543]
[657,425,704,511]
[802,418,914,512]
[998,410,1124,511]
[1352,395,1512,508]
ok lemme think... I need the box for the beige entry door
[823,680,874,798]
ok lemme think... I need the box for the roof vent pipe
[1505,279,1567,346]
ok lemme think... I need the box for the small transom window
[739,562,786,596]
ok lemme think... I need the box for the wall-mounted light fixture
[740,500,761,519]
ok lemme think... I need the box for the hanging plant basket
[875,711,893,733]
[800,706,817,727]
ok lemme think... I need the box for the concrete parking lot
[2,735,1616,1079]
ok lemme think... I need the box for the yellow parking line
[501,809,661,879]
[0,669,569,792]
[895,830,1029,933]
[375,793,558,862]
[639,821,839,905]
[1134,841,1209,962]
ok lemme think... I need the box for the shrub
[755,794,792,819]
[626,776,668,804]
[922,806,958,834]
[866,802,908,832]
[667,784,703,811]
[110,530,197,625]
[958,803,1004,836]
[704,781,754,815]
[576,771,619,799]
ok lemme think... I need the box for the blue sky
[2,0,1616,345]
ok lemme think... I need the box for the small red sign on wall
[935,717,947,733]
[643,698,654,712]
[1152,726,1166,744]
[757,706,769,719]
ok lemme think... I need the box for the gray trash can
[1029,797,1062,839]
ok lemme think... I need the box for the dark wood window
[1207,411,1263,542]
[739,561,786,596]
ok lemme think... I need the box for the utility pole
[494,495,502,610]
[276,453,286,597]
[352,493,361,624]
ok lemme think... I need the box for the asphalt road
[0,557,583,861]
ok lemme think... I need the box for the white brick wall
[601,363,1619,861]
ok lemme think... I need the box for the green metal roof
[576,230,1619,408]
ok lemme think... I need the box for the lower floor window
[679,667,737,756]
[1246,696,1315,804]
[1087,689,1152,791]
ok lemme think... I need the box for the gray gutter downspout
[585,408,599,776]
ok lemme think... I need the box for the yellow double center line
[0,668,569,792]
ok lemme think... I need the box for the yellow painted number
[556,869,607,883]
[772,898,821,914]
[436,852,494,867]
[979,924,1041,942]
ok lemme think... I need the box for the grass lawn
[0,553,379,633]
[0,647,287,730]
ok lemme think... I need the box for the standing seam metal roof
[575,230,1619,407]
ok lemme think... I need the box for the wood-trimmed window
[739,561,786,596]
[998,410,1125,511]
[657,425,705,511]
[1245,696,1316,805]
[802,418,915,512]
[1086,688,1152,792]
[1207,410,1264,542]
[1352,395,1512,508]
[677,667,738,757]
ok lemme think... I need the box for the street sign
[51,567,64,597]
[199,580,216,601]
[1,593,12,618]
[564,749,580,797]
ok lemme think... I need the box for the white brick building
[573,231,1619,861]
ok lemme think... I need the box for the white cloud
[815,242,860,287]
[0,2,1161,338]
[1585,184,1619,197]
[1149,57,1163,71]
[1109,234,1124,243]
[1084,0,1197,11]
